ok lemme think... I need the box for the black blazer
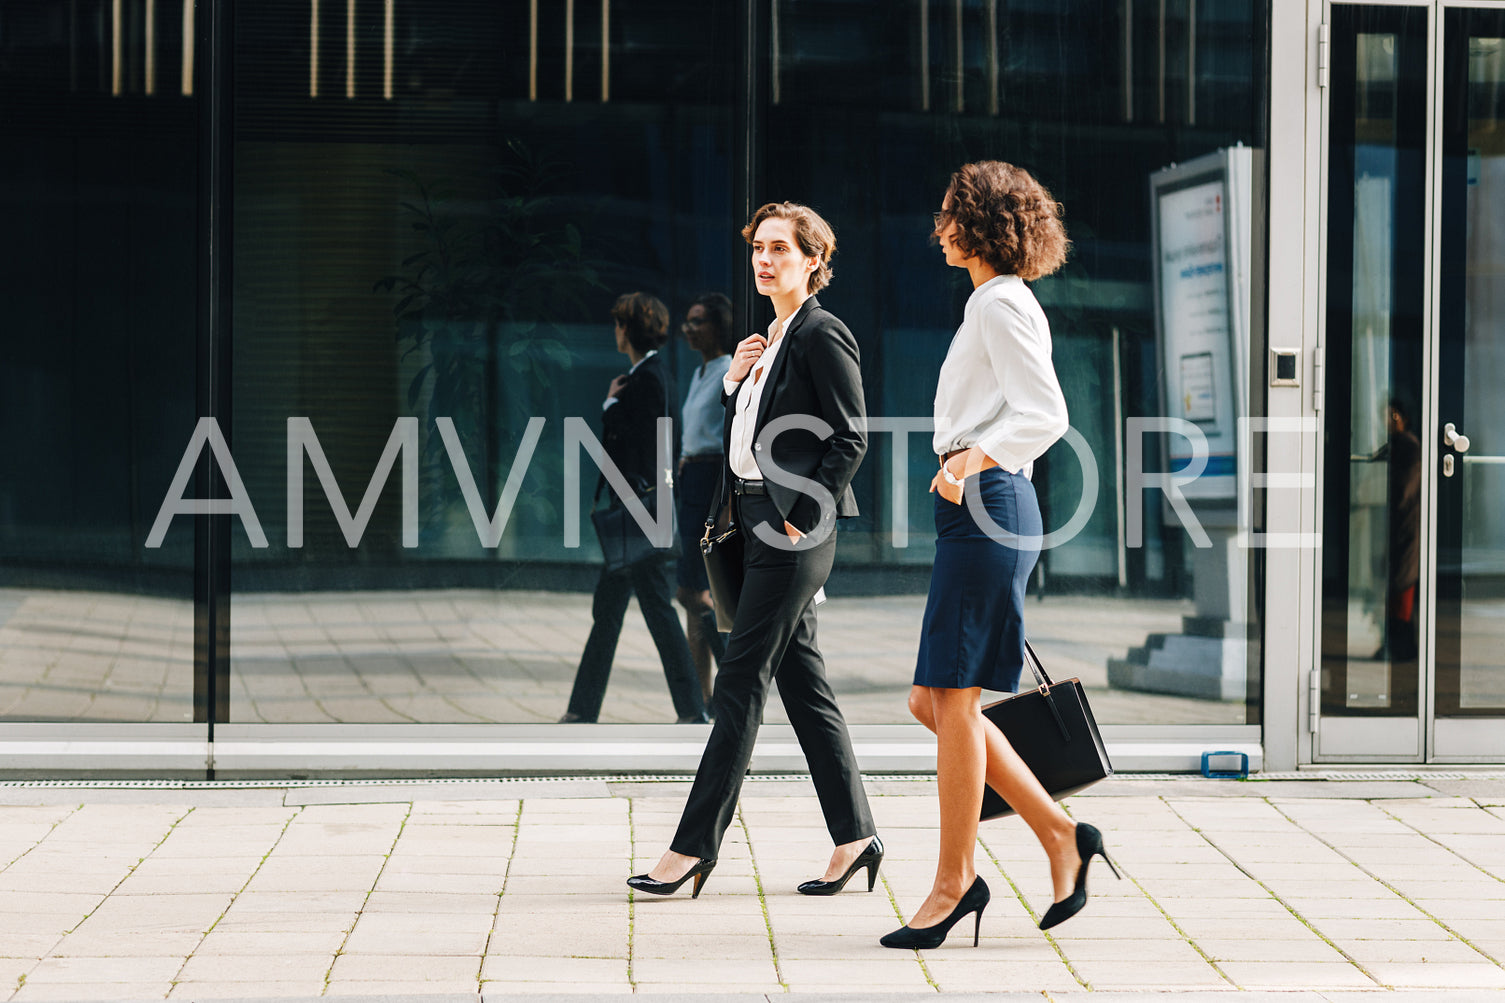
[601,351,678,495]
[718,296,867,536]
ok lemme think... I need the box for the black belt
[733,478,766,496]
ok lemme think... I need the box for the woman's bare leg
[907,685,1082,920]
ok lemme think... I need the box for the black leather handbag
[979,640,1113,821]
[700,502,743,632]
[589,367,679,575]
[591,480,678,574]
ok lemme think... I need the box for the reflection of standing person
[676,293,735,702]
[883,162,1115,950]
[561,293,710,725]
[627,203,881,899]
[1381,399,1421,662]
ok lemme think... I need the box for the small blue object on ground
[1201,749,1249,779]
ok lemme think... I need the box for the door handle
[1444,422,1471,453]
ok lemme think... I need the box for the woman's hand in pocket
[929,464,964,506]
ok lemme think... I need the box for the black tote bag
[591,483,678,574]
[588,367,679,574]
[979,640,1113,821]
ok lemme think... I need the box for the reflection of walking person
[676,293,735,702]
[627,202,881,899]
[561,293,710,725]
[1378,399,1421,662]
[882,162,1116,950]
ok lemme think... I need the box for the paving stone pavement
[0,775,1502,1000]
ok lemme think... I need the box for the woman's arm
[975,297,1069,471]
[785,319,867,536]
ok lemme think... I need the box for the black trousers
[566,554,707,723]
[670,492,875,860]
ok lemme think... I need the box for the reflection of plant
[374,139,603,538]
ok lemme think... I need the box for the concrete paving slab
[329,954,482,982]
[23,955,183,983]
[177,953,334,982]
[166,981,329,998]
[326,982,485,995]
[1366,961,1505,988]
[1215,960,1379,988]
[10,981,176,1000]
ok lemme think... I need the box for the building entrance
[1318,1,1505,761]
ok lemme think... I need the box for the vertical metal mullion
[953,0,964,113]
[600,0,609,102]
[1186,0,1195,125]
[195,0,234,775]
[770,0,780,105]
[985,0,998,115]
[1419,1,1445,762]
[733,0,766,341]
[920,0,930,112]
[1122,0,1133,121]
[1157,0,1166,123]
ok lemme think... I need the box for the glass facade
[2,0,1271,748]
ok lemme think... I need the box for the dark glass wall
[0,0,197,721]
[3,0,1270,730]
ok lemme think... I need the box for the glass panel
[766,0,1269,727]
[224,0,1270,728]
[229,0,736,722]
[1436,8,1505,718]
[1318,3,1420,713]
[0,0,198,722]
[1320,6,1429,720]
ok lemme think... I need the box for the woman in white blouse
[881,162,1115,950]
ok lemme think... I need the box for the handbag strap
[1022,639,1071,742]
[1022,639,1056,690]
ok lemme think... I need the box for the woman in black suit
[628,203,882,898]
[561,292,709,725]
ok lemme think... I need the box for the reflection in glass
[228,0,737,723]
[219,0,1270,727]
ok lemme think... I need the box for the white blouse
[724,299,804,480]
[933,274,1068,476]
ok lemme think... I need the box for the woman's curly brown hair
[610,292,670,354]
[933,162,1069,281]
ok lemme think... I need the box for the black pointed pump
[879,875,990,950]
[626,857,717,899]
[797,836,884,895]
[1038,822,1120,930]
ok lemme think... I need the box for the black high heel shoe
[626,857,716,899]
[797,836,884,895]
[879,875,990,949]
[1038,822,1121,930]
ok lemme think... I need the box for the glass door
[1319,1,1505,761]
[1318,3,1431,760]
[1432,5,1505,759]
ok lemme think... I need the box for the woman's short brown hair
[741,202,837,294]
[934,162,1069,281]
[610,292,670,354]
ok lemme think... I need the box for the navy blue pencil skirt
[913,466,1043,693]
